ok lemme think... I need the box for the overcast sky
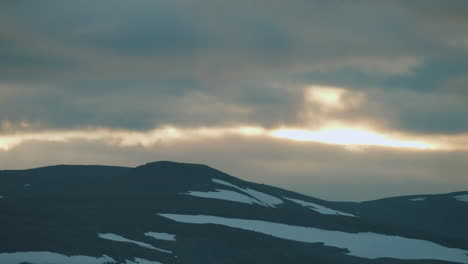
[1,0,467,201]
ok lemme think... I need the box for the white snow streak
[454,194,468,202]
[409,197,426,201]
[183,189,264,205]
[125,257,163,264]
[144,232,176,241]
[211,179,239,189]
[284,197,356,217]
[0,252,114,264]
[211,179,283,207]
[159,213,468,264]
[98,233,172,254]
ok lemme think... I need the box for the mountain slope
[334,191,468,242]
[1,161,467,264]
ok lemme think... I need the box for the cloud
[0,0,432,80]
[2,120,468,153]
[1,1,466,132]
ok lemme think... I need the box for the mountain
[1,161,467,264]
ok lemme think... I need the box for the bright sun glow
[271,127,436,149]
[306,86,345,109]
[0,124,460,152]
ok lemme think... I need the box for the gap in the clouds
[0,123,459,152]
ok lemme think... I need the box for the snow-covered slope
[0,161,467,264]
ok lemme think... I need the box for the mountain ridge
[2,161,466,203]
[1,161,468,264]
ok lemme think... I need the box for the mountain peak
[136,161,216,173]
[138,160,209,169]
[134,160,231,180]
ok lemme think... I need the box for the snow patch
[211,179,283,207]
[284,197,356,217]
[242,188,283,207]
[0,251,114,264]
[183,189,264,206]
[98,233,172,254]
[125,257,163,264]
[145,232,176,241]
[409,197,426,201]
[211,179,239,189]
[159,213,468,264]
[454,194,468,202]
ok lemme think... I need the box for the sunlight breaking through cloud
[271,127,435,149]
[304,85,366,112]
[1,124,466,152]
[0,126,267,151]
[306,86,345,109]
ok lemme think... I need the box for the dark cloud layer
[1,1,467,133]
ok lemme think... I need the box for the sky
[1,0,468,201]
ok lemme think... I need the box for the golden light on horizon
[1,124,465,152]
[271,127,436,150]
[0,126,269,151]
